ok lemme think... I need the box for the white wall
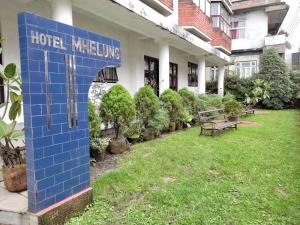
[0,0,212,123]
[231,10,268,51]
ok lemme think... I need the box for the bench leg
[211,129,215,136]
[235,124,237,130]
[200,127,203,136]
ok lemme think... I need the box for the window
[236,61,257,78]
[211,2,231,36]
[169,63,178,91]
[188,62,198,87]
[144,56,159,95]
[0,35,4,104]
[292,52,300,70]
[94,67,118,83]
[193,0,211,17]
[231,19,246,39]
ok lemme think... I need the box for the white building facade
[229,0,289,78]
[0,0,233,123]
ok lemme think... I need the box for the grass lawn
[67,110,300,225]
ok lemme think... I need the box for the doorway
[144,56,159,95]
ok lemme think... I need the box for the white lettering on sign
[31,31,120,60]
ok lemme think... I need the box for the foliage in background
[206,80,218,94]
[88,99,101,138]
[289,70,300,106]
[195,96,208,112]
[100,84,135,139]
[224,99,243,119]
[244,79,270,106]
[222,92,236,103]
[224,75,253,102]
[148,108,170,133]
[178,88,196,115]
[134,86,160,128]
[257,48,293,109]
[125,120,143,140]
[159,89,184,125]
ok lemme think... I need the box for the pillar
[51,0,73,25]
[197,57,206,94]
[218,65,225,96]
[159,41,170,95]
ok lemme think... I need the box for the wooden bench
[198,109,238,136]
[243,105,255,116]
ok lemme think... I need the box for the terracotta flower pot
[2,164,27,192]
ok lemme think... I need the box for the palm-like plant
[0,40,24,168]
[245,79,270,106]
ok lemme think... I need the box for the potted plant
[159,89,184,132]
[134,86,160,141]
[100,84,135,154]
[224,99,243,122]
[90,137,110,161]
[0,59,25,192]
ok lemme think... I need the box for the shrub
[224,100,243,119]
[125,119,143,140]
[178,87,196,114]
[148,108,170,133]
[206,80,218,94]
[244,79,270,106]
[289,70,300,107]
[207,94,223,109]
[100,84,135,139]
[88,99,101,138]
[159,89,184,125]
[90,137,110,161]
[222,92,236,103]
[257,48,293,109]
[134,86,160,128]
[195,97,208,112]
[224,75,253,102]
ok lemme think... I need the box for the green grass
[67,110,300,225]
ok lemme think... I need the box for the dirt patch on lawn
[90,151,129,180]
[162,176,176,183]
[239,121,259,127]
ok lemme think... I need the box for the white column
[197,57,206,94]
[159,42,170,95]
[218,65,225,96]
[51,0,73,25]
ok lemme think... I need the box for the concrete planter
[109,137,128,154]
[3,164,27,192]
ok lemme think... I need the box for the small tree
[258,48,293,109]
[178,87,196,115]
[159,89,184,125]
[134,86,160,128]
[100,84,135,139]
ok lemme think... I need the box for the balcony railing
[265,34,287,46]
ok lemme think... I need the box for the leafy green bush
[125,120,143,140]
[134,86,160,128]
[222,92,236,103]
[100,84,135,139]
[224,100,243,119]
[244,79,270,106]
[178,88,196,114]
[206,94,223,109]
[206,80,218,94]
[257,49,293,109]
[90,137,110,154]
[148,108,170,132]
[224,75,253,102]
[289,70,300,107]
[88,99,101,138]
[159,89,184,125]
[195,97,208,112]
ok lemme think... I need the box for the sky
[283,0,300,7]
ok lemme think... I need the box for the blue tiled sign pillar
[18,12,121,212]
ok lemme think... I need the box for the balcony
[140,0,173,16]
[212,29,231,54]
[178,1,213,41]
[264,34,290,53]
